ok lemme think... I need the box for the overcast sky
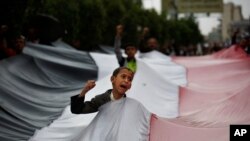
[142,0,250,36]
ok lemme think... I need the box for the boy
[114,24,137,72]
[71,67,134,114]
[115,43,137,72]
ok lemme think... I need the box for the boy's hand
[79,80,96,97]
[116,24,123,38]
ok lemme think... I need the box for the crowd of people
[0,25,25,60]
[113,24,250,64]
[1,18,250,62]
[0,14,64,61]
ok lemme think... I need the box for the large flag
[1,41,250,141]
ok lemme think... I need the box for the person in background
[114,24,137,72]
[237,34,249,51]
[231,28,240,45]
[14,35,25,54]
[242,34,250,55]
[144,37,159,52]
[0,25,16,60]
[138,27,150,52]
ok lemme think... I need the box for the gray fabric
[0,41,98,141]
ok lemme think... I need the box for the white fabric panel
[89,52,119,80]
[29,106,97,141]
[127,58,179,118]
[138,51,187,86]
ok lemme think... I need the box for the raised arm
[114,24,124,64]
[70,80,98,114]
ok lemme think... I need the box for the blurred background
[1,0,249,57]
[144,0,250,47]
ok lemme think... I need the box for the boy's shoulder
[94,89,112,99]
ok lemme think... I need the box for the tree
[78,0,106,50]
[6,0,204,51]
[101,0,126,45]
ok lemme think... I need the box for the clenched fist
[79,80,96,97]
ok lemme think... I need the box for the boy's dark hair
[112,67,134,77]
[122,43,137,50]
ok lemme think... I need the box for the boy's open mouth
[120,84,127,90]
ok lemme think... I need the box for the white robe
[73,98,151,141]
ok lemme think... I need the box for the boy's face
[111,69,134,95]
[125,46,137,59]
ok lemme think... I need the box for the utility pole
[169,0,178,20]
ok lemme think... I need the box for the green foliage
[101,0,126,45]
[120,0,142,44]
[42,0,81,42]
[8,0,203,50]
[140,9,164,41]
[0,0,28,37]
[78,0,106,50]
[162,18,204,46]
